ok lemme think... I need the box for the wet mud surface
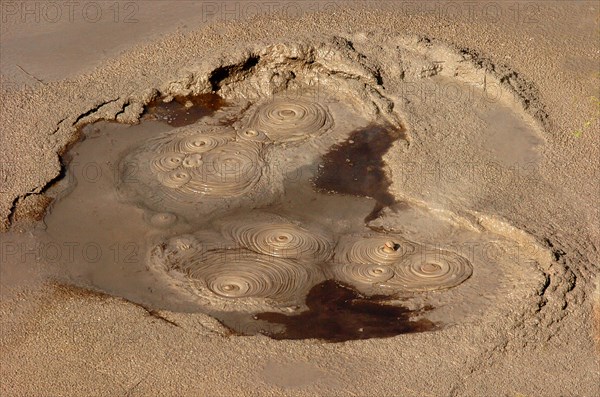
[39,40,549,342]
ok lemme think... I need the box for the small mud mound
[334,234,417,265]
[159,131,233,154]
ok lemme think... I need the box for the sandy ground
[1,1,599,396]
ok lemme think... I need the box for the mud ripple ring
[221,219,333,262]
[163,134,231,154]
[179,250,324,300]
[335,235,416,266]
[392,250,473,291]
[248,98,333,142]
[331,263,395,285]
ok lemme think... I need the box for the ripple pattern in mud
[121,127,266,206]
[150,153,185,173]
[237,128,270,143]
[331,263,395,286]
[248,99,333,143]
[175,141,264,197]
[176,250,324,301]
[157,169,192,188]
[391,250,473,291]
[162,134,232,154]
[221,218,333,262]
[335,235,416,266]
[149,234,203,273]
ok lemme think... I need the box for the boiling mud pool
[43,93,540,342]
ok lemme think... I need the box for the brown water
[313,124,403,222]
[144,93,229,127]
[254,280,436,342]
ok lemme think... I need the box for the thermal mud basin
[42,38,550,341]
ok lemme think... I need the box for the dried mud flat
[1,2,599,396]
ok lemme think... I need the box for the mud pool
[40,40,550,341]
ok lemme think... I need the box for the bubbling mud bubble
[150,153,185,173]
[157,169,192,189]
[168,234,199,252]
[181,153,204,168]
[247,98,333,143]
[388,250,473,292]
[160,234,205,265]
[165,249,325,302]
[148,212,178,228]
[149,231,234,274]
[221,216,333,262]
[237,128,270,143]
[334,235,416,266]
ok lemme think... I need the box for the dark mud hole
[62,94,437,342]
